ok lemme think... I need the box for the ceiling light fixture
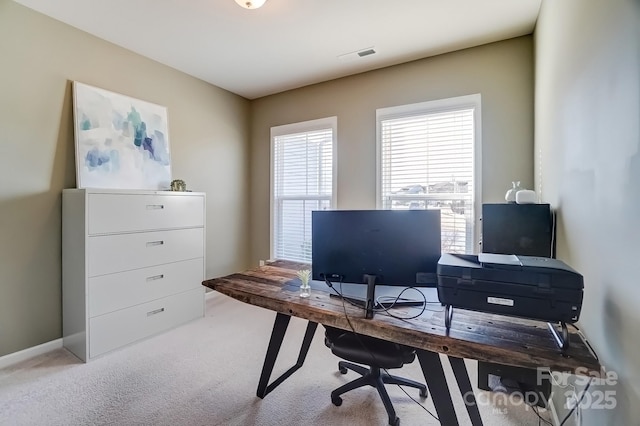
[234,0,267,9]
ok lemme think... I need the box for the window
[376,95,481,254]
[271,117,336,262]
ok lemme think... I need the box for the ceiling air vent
[357,48,376,57]
[337,46,377,61]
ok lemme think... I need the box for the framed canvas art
[72,82,172,190]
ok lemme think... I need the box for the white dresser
[62,189,206,362]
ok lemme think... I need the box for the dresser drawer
[89,288,204,359]
[88,228,204,277]
[89,258,204,317]
[87,193,204,235]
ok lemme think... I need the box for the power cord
[323,276,441,320]
[324,276,441,424]
[529,404,554,426]
[539,356,596,426]
[323,275,374,309]
[496,378,555,426]
[558,379,593,426]
[374,287,427,320]
[375,286,444,321]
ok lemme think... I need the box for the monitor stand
[363,274,377,319]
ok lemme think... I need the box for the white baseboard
[0,339,63,370]
[1,292,215,370]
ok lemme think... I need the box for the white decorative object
[72,82,172,190]
[505,181,522,203]
[516,189,537,204]
[297,269,312,298]
[62,188,205,362]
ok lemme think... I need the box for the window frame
[375,94,482,254]
[270,116,338,261]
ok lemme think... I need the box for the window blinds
[380,108,475,254]
[273,127,333,262]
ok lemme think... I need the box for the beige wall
[0,1,251,357]
[536,0,640,423]
[249,36,535,264]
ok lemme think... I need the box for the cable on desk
[323,277,441,424]
[324,277,440,320]
[374,286,445,321]
[323,276,371,309]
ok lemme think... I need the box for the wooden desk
[202,260,600,426]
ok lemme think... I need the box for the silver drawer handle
[147,308,165,316]
[146,204,165,210]
[146,240,164,247]
[146,274,164,281]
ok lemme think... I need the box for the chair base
[331,361,427,426]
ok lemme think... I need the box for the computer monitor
[311,209,442,318]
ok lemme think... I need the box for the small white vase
[300,283,311,298]
[297,269,312,298]
[505,181,522,203]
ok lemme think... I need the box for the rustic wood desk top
[202,260,600,375]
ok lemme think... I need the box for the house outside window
[271,117,337,262]
[376,95,482,254]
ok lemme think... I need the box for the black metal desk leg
[256,314,319,399]
[417,349,459,426]
[449,356,483,426]
[296,321,318,365]
[257,313,291,398]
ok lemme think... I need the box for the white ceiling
[14,0,542,100]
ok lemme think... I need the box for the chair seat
[324,327,415,368]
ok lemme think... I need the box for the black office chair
[324,326,427,426]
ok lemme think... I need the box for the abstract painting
[72,82,172,190]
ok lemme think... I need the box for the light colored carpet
[0,293,555,426]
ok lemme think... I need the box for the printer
[437,253,584,324]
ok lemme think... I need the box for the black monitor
[311,209,441,318]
